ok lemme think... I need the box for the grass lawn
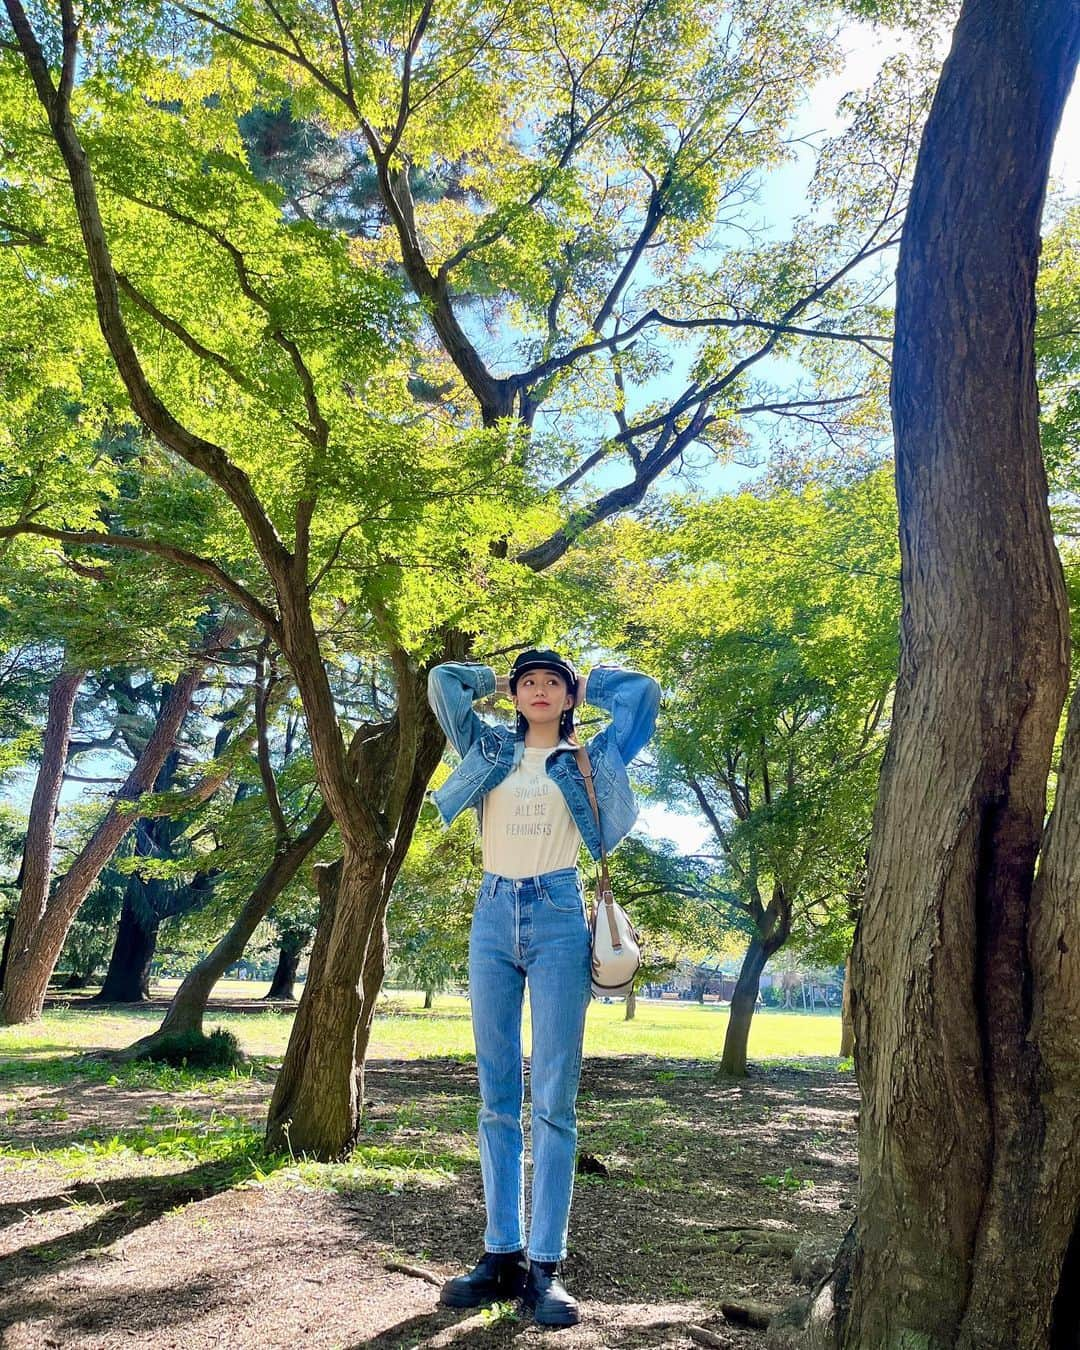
[7,986,844,1063]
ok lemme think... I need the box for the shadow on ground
[0,1053,858,1348]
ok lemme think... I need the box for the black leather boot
[522,1260,581,1327]
[439,1250,529,1308]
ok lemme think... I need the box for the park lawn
[7,990,844,1063]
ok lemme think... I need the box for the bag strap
[573,746,622,951]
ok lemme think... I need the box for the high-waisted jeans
[468,867,592,1263]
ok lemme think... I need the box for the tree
[0,616,248,1022]
[604,835,740,1019]
[263,900,319,1000]
[1,0,914,1155]
[90,681,251,1003]
[578,470,899,1073]
[794,1,1080,1345]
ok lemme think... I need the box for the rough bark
[1,670,83,1009]
[839,954,854,1059]
[120,805,333,1050]
[265,937,303,1001]
[266,662,448,1158]
[0,632,230,1024]
[832,3,1080,1347]
[266,854,374,1157]
[625,987,637,1020]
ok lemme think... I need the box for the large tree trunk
[0,633,229,1025]
[1,670,83,1011]
[625,987,637,1021]
[265,850,385,1157]
[266,647,447,1158]
[833,4,1080,1347]
[265,935,304,1000]
[120,805,333,1051]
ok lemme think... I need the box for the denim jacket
[426,662,661,862]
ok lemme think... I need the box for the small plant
[135,1028,244,1070]
[759,1166,814,1192]
[479,1300,519,1326]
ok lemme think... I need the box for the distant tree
[577,470,899,1072]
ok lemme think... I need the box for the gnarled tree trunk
[265,642,449,1158]
[265,850,383,1156]
[826,3,1080,1346]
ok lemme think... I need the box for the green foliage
[759,1165,813,1191]
[606,835,746,972]
[387,808,479,996]
[1040,202,1080,545]
[572,469,900,954]
[836,0,955,22]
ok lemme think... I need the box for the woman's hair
[516,705,576,741]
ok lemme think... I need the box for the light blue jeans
[468,867,592,1263]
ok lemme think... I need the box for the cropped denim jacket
[426,662,661,862]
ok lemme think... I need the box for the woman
[426,648,660,1327]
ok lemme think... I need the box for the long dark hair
[516,706,577,741]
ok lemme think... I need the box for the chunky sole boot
[440,1251,529,1309]
[522,1262,581,1327]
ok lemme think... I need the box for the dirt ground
[0,1053,857,1349]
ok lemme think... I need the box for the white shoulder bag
[574,747,641,999]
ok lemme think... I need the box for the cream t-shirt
[481,742,583,878]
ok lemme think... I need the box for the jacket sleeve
[427,662,498,760]
[581,665,661,765]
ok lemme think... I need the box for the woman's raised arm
[427,661,498,759]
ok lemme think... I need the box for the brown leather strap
[574,746,621,948]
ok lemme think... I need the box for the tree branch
[514,306,892,393]
[3,0,291,582]
[0,521,279,632]
[516,402,709,571]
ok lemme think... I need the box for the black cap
[509,648,578,694]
